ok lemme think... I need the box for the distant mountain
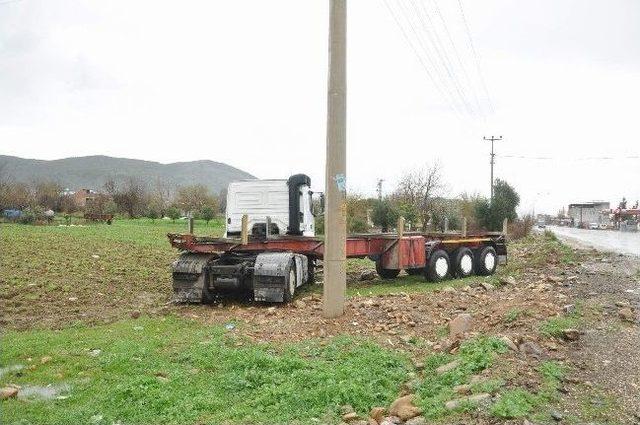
[0,155,255,193]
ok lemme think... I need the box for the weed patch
[1,317,411,424]
[416,336,507,418]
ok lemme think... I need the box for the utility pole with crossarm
[484,135,502,202]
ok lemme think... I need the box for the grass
[415,336,508,418]
[539,313,581,338]
[503,308,527,324]
[490,361,566,419]
[0,316,411,425]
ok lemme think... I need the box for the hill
[0,155,255,193]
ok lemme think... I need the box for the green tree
[166,206,180,223]
[200,205,215,225]
[372,199,399,232]
[475,179,520,230]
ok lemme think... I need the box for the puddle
[18,383,71,400]
[0,364,24,379]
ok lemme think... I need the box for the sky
[1,0,639,215]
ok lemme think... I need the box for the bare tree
[176,184,218,215]
[394,163,444,230]
[112,177,147,218]
[32,180,62,210]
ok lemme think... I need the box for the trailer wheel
[406,268,425,276]
[375,260,400,279]
[426,249,450,282]
[475,245,498,276]
[284,261,297,302]
[453,247,474,278]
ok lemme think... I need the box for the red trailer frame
[168,231,505,271]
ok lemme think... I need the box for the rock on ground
[388,394,422,421]
[449,313,473,336]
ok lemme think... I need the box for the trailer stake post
[241,214,249,245]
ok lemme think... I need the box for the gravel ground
[555,250,640,424]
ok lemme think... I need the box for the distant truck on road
[168,174,507,303]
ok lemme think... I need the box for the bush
[348,216,368,233]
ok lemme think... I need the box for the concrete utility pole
[484,135,502,202]
[323,0,347,318]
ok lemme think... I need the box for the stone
[519,341,545,359]
[500,276,517,285]
[40,356,52,364]
[619,307,635,322]
[444,393,491,410]
[340,405,355,415]
[379,417,402,425]
[68,297,78,302]
[442,286,456,293]
[130,310,141,319]
[412,360,425,371]
[453,384,471,395]
[562,304,575,315]
[481,282,495,291]
[500,336,519,351]
[369,407,386,423]
[293,300,307,309]
[405,417,427,425]
[0,387,18,400]
[550,409,564,421]
[562,328,580,341]
[342,412,359,422]
[388,394,422,421]
[449,313,473,336]
[360,270,377,281]
[436,359,461,374]
[266,307,277,315]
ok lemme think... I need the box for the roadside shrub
[508,215,534,240]
[348,216,368,233]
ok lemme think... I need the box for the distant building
[74,189,98,208]
[567,201,610,227]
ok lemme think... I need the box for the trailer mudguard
[253,252,307,302]
[171,253,214,303]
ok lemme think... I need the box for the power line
[497,154,640,161]
[382,0,468,121]
[408,0,478,118]
[457,0,495,115]
[429,0,487,124]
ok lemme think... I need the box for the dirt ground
[3,229,639,423]
[171,241,640,424]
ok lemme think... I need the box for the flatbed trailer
[168,231,507,303]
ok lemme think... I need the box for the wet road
[547,225,640,257]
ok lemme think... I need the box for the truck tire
[376,260,400,279]
[306,257,316,283]
[453,247,474,278]
[475,245,497,276]
[426,249,450,282]
[284,260,297,302]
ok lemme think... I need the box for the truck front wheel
[284,262,297,302]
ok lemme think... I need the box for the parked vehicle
[168,174,507,303]
[589,223,599,230]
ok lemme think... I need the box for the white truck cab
[225,174,317,238]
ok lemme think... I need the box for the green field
[1,220,569,424]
